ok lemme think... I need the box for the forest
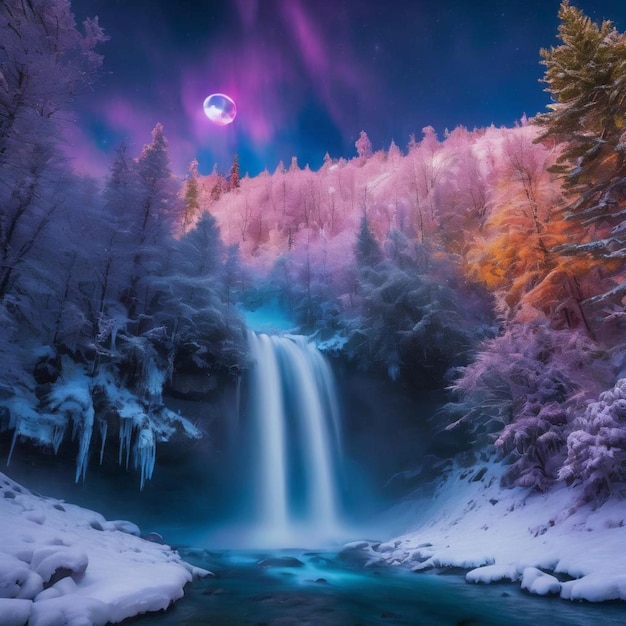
[1,0,626,512]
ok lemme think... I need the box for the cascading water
[242,331,345,547]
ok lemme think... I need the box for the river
[122,547,626,626]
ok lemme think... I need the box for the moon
[203,93,237,126]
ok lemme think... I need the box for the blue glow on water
[127,548,626,626]
[238,299,295,334]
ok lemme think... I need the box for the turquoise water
[123,548,626,626]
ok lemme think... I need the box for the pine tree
[387,139,402,164]
[127,123,179,317]
[182,160,201,232]
[229,153,240,190]
[355,130,373,160]
[0,0,106,299]
[535,1,626,306]
[355,213,383,268]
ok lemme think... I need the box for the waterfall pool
[122,547,626,625]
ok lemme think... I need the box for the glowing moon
[203,93,237,126]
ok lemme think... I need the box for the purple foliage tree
[449,319,610,490]
[560,378,626,503]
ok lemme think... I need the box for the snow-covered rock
[465,562,520,584]
[561,572,626,602]
[378,460,626,602]
[520,567,561,595]
[0,472,209,625]
[0,599,32,626]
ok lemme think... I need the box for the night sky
[69,0,626,179]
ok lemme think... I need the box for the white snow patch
[0,472,208,624]
[0,599,32,625]
[416,548,494,571]
[316,333,348,353]
[561,573,626,602]
[521,567,561,595]
[466,562,520,584]
[377,459,626,602]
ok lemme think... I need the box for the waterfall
[243,332,344,547]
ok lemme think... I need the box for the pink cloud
[277,1,378,139]
[99,98,156,150]
[282,1,327,76]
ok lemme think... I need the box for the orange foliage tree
[535,0,626,337]
[465,126,594,330]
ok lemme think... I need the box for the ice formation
[2,357,201,490]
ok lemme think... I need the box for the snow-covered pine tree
[560,378,626,503]
[0,0,106,300]
[535,1,626,309]
[355,213,383,268]
[127,123,180,319]
[181,159,201,233]
[229,153,241,190]
[355,130,373,160]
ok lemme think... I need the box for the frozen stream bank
[123,546,626,626]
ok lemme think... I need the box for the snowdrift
[0,472,209,625]
[361,461,626,603]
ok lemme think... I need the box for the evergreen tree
[128,123,180,318]
[0,0,105,300]
[182,160,201,232]
[535,1,626,307]
[560,378,626,503]
[355,213,383,268]
[229,153,241,190]
[355,130,373,160]
[387,139,402,164]
[223,243,242,306]
[137,123,175,217]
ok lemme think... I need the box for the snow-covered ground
[3,457,625,626]
[0,471,209,625]
[355,460,626,603]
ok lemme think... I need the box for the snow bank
[369,460,626,603]
[0,472,210,625]
[521,567,561,595]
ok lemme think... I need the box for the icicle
[7,429,18,467]
[51,417,65,454]
[98,418,108,465]
[118,418,133,469]
[133,427,156,490]
[5,405,67,465]
[74,402,94,483]
[141,358,165,407]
